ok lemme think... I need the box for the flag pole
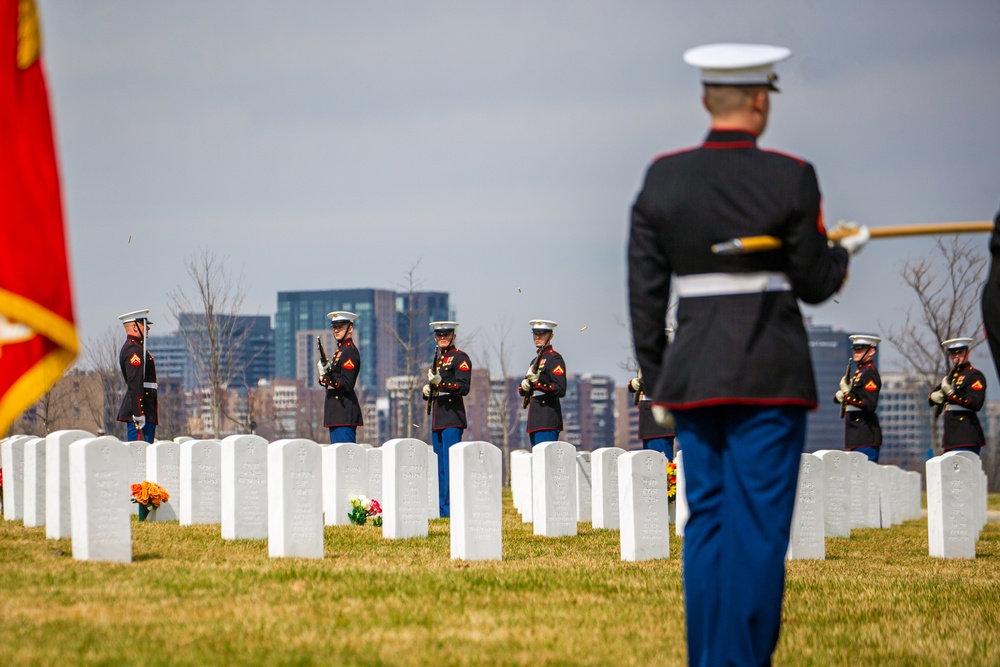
[710,221,995,255]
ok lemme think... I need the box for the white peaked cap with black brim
[683,43,791,92]
[118,309,152,324]
[529,319,558,332]
[429,321,459,332]
[849,334,881,347]
[327,311,359,325]
[941,337,974,350]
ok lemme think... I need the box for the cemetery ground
[2,493,999,666]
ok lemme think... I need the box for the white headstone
[576,452,592,524]
[220,434,269,540]
[787,453,825,560]
[69,436,132,563]
[531,441,578,537]
[179,439,222,525]
[844,451,870,530]
[123,440,149,515]
[382,438,429,539]
[878,465,897,528]
[365,447,383,505]
[904,470,922,521]
[951,451,984,536]
[2,435,32,520]
[22,438,46,527]
[816,450,851,538]
[674,450,689,537]
[927,452,976,558]
[863,460,881,529]
[618,450,670,561]
[45,430,93,539]
[267,439,324,558]
[510,449,533,522]
[427,447,440,520]
[322,442,368,526]
[174,436,193,444]
[591,446,625,530]
[145,441,180,521]
[450,441,502,561]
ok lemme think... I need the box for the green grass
[1,493,999,666]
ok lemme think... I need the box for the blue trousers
[126,422,156,444]
[643,436,675,461]
[432,427,463,517]
[529,430,560,446]
[852,445,880,462]
[329,426,357,444]
[673,405,806,667]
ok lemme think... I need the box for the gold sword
[711,221,994,255]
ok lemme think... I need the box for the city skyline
[37,1,1000,388]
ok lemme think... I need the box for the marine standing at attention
[929,337,987,457]
[518,319,567,446]
[835,334,883,462]
[628,43,867,666]
[422,321,472,518]
[317,311,363,444]
[117,309,158,443]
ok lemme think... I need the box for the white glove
[520,378,533,393]
[833,220,870,256]
[929,390,945,404]
[316,360,328,378]
[629,377,642,392]
[525,368,540,384]
[134,415,146,430]
[834,390,845,404]
[940,376,954,395]
[839,375,851,392]
[651,405,672,427]
[427,368,442,386]
[422,384,432,399]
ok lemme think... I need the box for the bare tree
[883,236,988,450]
[387,261,430,440]
[477,319,524,486]
[168,250,252,439]
[79,326,126,438]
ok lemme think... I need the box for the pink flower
[368,499,382,515]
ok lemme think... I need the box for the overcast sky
[37,0,1000,385]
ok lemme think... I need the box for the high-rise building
[878,371,933,471]
[805,323,855,453]
[274,288,450,398]
[615,385,640,450]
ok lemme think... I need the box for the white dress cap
[327,311,359,325]
[683,43,791,90]
[529,319,558,332]
[941,337,973,350]
[848,334,881,347]
[429,321,460,331]
[118,309,152,324]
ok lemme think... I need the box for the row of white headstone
[1,433,504,563]
[509,444,674,562]
[926,451,988,559]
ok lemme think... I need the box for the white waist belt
[945,404,970,412]
[845,405,863,412]
[144,382,158,389]
[674,272,792,298]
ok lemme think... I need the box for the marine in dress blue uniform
[929,338,987,457]
[317,311,363,444]
[628,44,865,667]
[834,334,883,462]
[517,320,567,446]
[628,373,676,460]
[116,309,158,443]
[421,321,472,518]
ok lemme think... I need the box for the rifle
[935,362,961,418]
[521,346,545,409]
[317,336,331,383]
[840,360,852,419]
[426,347,441,416]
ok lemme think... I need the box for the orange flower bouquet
[666,461,677,502]
[131,480,170,520]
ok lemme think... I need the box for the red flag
[0,0,77,434]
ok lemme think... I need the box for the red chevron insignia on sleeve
[552,365,565,376]
[342,359,355,370]
[971,379,984,390]
[129,353,141,366]
[458,360,470,371]
[864,380,877,391]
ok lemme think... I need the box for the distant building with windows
[805,323,855,453]
[878,371,933,471]
[274,288,450,398]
